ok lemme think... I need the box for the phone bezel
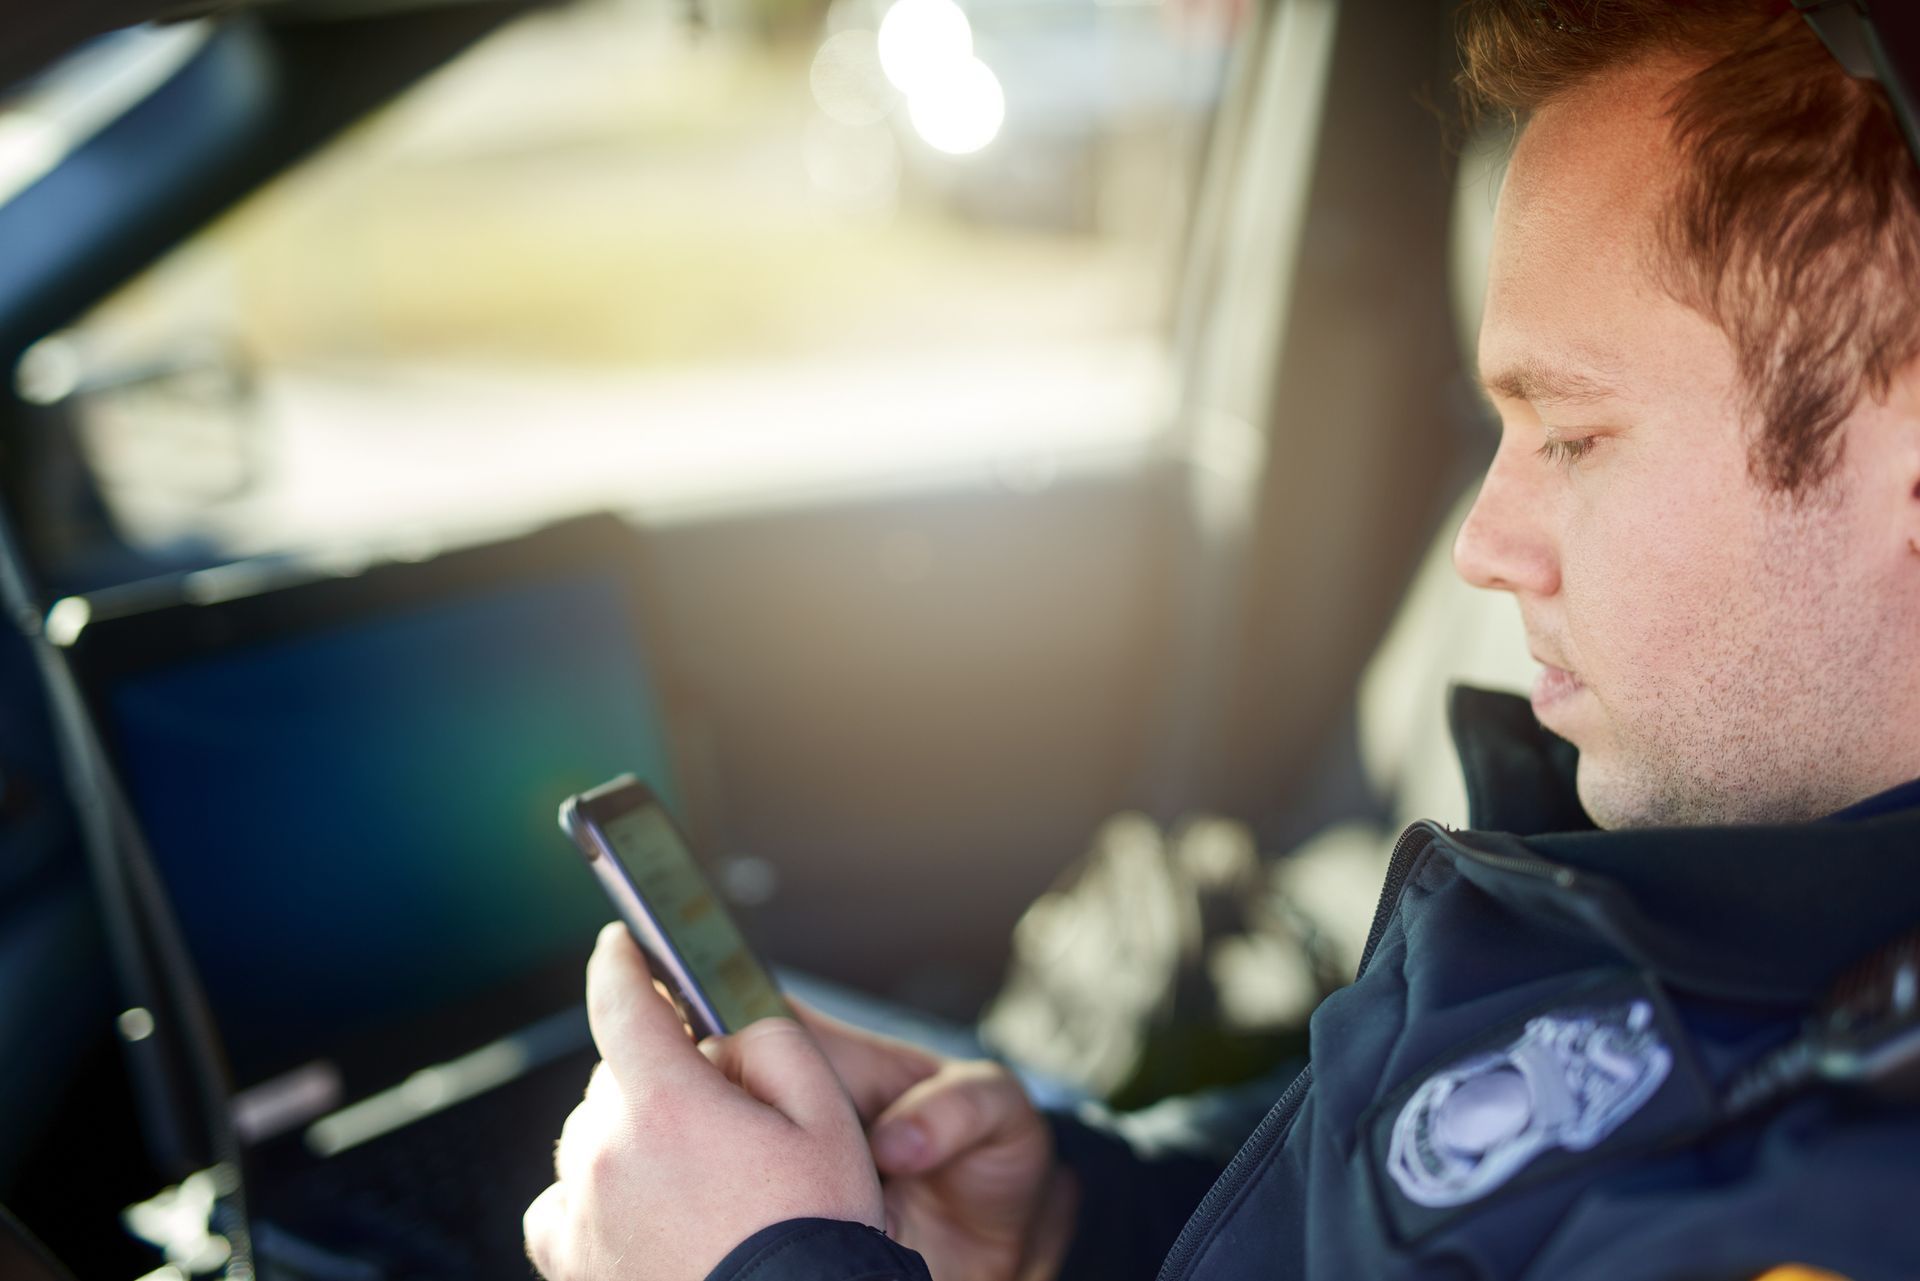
[559,775,785,1040]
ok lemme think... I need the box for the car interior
[0,0,1533,1274]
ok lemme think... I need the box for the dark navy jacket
[710,687,1920,1281]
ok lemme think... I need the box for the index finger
[585,922,713,1098]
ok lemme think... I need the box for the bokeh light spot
[810,29,895,128]
[906,56,1005,156]
[876,0,974,94]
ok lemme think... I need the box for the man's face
[1455,58,1920,828]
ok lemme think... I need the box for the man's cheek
[1563,551,1705,698]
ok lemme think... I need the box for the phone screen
[597,803,789,1032]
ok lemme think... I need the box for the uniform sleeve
[1048,1065,1298,1281]
[1047,1111,1224,1280]
[704,1219,931,1281]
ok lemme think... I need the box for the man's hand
[523,924,884,1281]
[742,1003,1079,1281]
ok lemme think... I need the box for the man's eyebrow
[1477,358,1623,407]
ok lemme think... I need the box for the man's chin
[1572,756,1658,831]
[1575,756,1729,830]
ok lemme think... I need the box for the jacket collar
[1443,685,1920,1006]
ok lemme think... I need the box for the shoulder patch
[1364,971,1719,1244]
[1385,997,1671,1208]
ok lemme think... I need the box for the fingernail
[874,1121,928,1169]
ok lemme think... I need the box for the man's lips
[1531,663,1584,715]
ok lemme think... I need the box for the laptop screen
[105,568,675,1094]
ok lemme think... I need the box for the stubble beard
[1573,484,1910,830]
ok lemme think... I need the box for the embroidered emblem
[1386,999,1672,1208]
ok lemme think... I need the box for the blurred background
[43,0,1223,547]
[0,0,1534,1271]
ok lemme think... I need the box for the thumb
[700,1018,859,1133]
[585,923,710,1097]
[868,1061,1040,1179]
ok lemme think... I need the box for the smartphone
[558,775,790,1039]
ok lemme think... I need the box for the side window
[29,0,1238,555]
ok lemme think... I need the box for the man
[523,2,1920,1277]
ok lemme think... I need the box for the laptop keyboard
[261,1053,589,1280]
[248,977,985,1279]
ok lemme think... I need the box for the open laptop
[0,1207,79,1281]
[55,514,686,1277]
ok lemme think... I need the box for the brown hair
[1457,0,1920,492]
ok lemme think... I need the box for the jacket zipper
[1153,822,1439,1281]
[1439,833,1580,889]
[1354,821,1446,978]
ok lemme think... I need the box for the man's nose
[1453,444,1559,597]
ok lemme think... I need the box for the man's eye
[1535,436,1596,467]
